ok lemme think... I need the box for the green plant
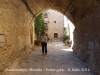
[34,39,41,45]
[48,37,50,40]
[34,13,45,40]
[63,28,70,43]
[63,35,69,43]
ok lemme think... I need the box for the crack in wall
[22,0,35,17]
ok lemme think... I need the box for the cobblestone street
[18,42,93,75]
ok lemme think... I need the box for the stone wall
[44,10,64,42]
[0,0,100,75]
[73,6,100,75]
[0,0,34,75]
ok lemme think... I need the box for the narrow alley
[14,42,93,75]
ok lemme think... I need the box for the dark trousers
[41,42,47,54]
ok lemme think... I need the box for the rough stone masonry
[0,0,100,75]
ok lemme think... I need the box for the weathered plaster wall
[0,0,100,75]
[0,0,34,75]
[44,10,64,41]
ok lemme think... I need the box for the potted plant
[47,37,50,42]
[63,34,69,43]
[34,39,41,46]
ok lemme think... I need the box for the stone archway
[0,0,100,75]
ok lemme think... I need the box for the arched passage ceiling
[23,0,100,23]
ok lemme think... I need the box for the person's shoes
[45,53,47,55]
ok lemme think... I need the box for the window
[54,21,56,23]
[44,13,48,18]
[54,33,58,38]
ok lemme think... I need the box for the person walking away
[41,32,47,55]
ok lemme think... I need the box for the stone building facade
[0,0,100,75]
[43,10,64,42]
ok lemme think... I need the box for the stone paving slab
[19,42,94,75]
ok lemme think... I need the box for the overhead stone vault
[0,0,100,75]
